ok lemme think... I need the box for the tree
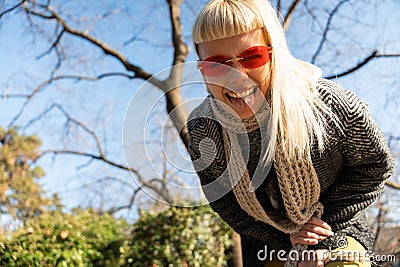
[0,127,53,224]
[1,0,399,265]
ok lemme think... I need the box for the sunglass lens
[240,46,270,68]
[200,59,231,77]
[199,47,271,77]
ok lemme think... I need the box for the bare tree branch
[36,28,65,60]
[20,1,190,149]
[167,0,189,68]
[0,0,27,18]
[60,176,134,194]
[123,26,146,46]
[0,93,30,99]
[7,75,61,128]
[22,3,164,88]
[59,104,105,156]
[373,201,389,248]
[387,134,400,147]
[276,0,282,14]
[22,99,176,205]
[5,1,190,206]
[85,8,125,34]
[10,1,191,152]
[282,0,301,32]
[22,102,116,159]
[8,72,135,127]
[164,0,189,90]
[324,51,400,79]
[311,0,350,64]
[106,187,142,215]
[386,180,400,190]
[162,0,190,148]
[52,73,136,81]
[57,175,141,214]
[303,1,325,35]
[20,6,65,78]
[37,149,173,203]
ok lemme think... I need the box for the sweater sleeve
[318,81,394,231]
[187,112,291,251]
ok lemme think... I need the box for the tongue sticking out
[229,90,256,113]
[230,97,246,111]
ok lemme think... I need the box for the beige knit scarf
[210,98,324,266]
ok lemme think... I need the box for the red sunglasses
[198,46,272,77]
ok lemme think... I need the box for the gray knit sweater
[187,79,394,254]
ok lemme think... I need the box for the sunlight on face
[198,29,272,119]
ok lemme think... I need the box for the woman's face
[197,29,272,119]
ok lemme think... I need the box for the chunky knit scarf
[210,97,324,266]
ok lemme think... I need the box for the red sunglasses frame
[198,46,272,77]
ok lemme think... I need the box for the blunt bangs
[192,0,264,44]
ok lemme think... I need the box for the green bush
[0,205,233,266]
[127,205,233,267]
[0,208,129,267]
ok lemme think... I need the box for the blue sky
[0,0,399,222]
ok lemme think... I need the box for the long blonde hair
[192,0,336,161]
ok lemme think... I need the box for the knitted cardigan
[187,79,394,254]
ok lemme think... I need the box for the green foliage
[0,205,233,267]
[0,208,130,267]
[0,128,233,266]
[127,205,233,267]
[0,127,52,221]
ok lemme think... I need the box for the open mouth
[224,86,258,114]
[225,86,257,100]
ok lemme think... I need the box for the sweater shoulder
[316,78,368,120]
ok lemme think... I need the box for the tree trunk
[231,231,243,267]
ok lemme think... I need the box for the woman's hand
[290,216,333,246]
[290,217,333,267]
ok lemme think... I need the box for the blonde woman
[187,0,393,266]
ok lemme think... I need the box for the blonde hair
[192,0,337,160]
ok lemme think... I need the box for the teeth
[227,87,255,99]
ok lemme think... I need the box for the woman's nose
[227,61,248,84]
